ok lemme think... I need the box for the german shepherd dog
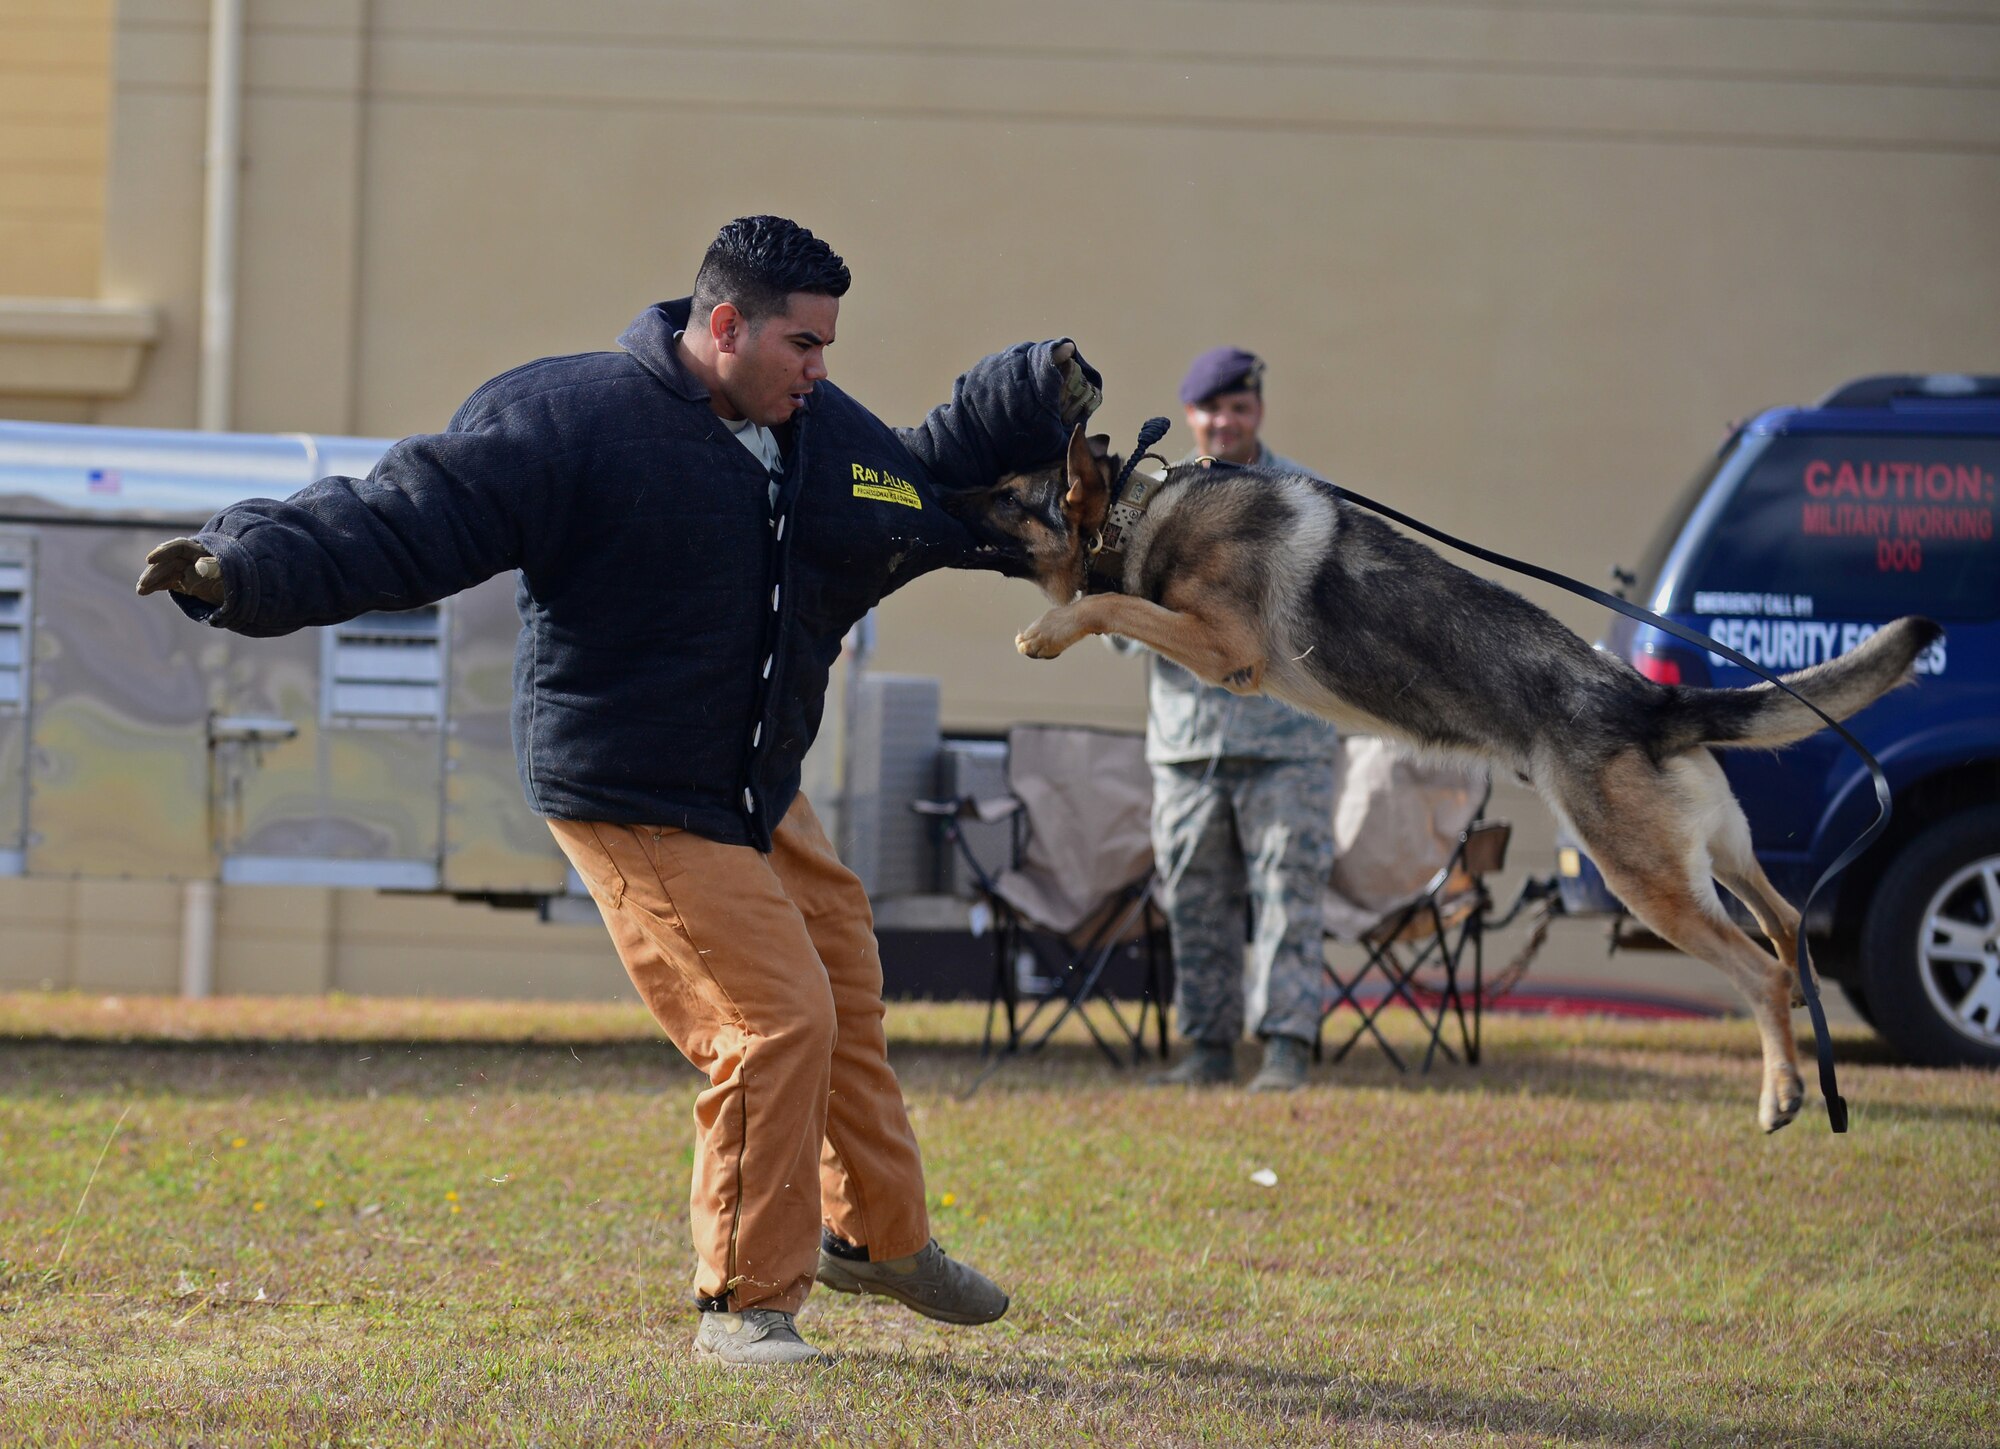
[945,427,1941,1132]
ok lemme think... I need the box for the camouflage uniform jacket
[1142,444,1342,766]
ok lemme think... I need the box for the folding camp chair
[918,725,1171,1066]
[1315,738,1507,1072]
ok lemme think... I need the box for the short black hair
[692,216,850,326]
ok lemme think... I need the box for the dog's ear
[1063,424,1109,534]
[1086,435,1122,489]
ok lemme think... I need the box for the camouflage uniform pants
[1151,757,1337,1046]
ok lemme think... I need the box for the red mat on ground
[1331,982,1729,1021]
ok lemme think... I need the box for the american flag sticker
[87,468,121,494]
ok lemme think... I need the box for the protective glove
[1051,340,1102,427]
[135,537,225,606]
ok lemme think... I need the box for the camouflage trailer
[0,421,906,914]
[0,418,567,896]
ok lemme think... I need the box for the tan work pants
[548,795,929,1313]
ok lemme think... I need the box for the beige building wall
[0,0,111,298]
[3,1,1998,1000]
[87,0,2000,722]
[0,0,156,424]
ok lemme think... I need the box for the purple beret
[1179,346,1265,406]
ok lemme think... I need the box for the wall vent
[0,559,28,713]
[323,605,445,723]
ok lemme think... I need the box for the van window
[1634,453,1723,602]
[1684,435,1998,620]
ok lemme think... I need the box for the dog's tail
[1659,615,1942,754]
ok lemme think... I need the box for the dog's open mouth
[938,492,1036,577]
[960,538,1036,579]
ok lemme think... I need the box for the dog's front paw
[1758,1063,1804,1133]
[1016,609,1079,660]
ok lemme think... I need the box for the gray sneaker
[1247,1034,1312,1093]
[815,1238,1009,1325]
[692,1307,824,1366]
[1149,1041,1235,1087]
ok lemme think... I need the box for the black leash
[1322,478,1875,1133]
[1135,419,1880,1133]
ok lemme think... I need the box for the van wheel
[1860,807,2000,1068]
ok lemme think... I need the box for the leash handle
[1324,480,1871,1133]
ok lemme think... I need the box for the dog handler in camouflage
[1139,348,1341,1092]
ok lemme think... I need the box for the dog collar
[1085,466,1170,594]
[1086,457,1244,594]
[1085,416,1173,595]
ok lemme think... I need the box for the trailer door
[211,605,448,889]
[25,520,214,880]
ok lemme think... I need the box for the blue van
[1557,374,2000,1067]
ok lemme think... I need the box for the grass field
[2,991,1995,1447]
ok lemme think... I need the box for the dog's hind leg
[1016,593,1268,693]
[1692,750,1806,1008]
[1552,749,1806,1133]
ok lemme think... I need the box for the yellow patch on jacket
[850,462,922,510]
